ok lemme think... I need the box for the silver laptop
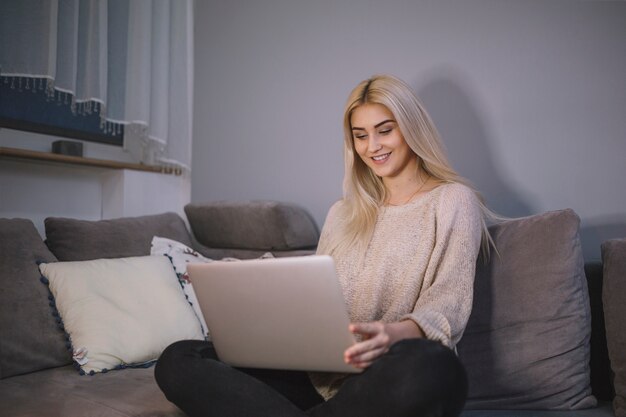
[186,255,361,373]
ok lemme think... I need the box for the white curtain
[0,0,193,171]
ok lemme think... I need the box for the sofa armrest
[602,238,626,417]
[184,201,319,252]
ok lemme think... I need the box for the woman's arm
[402,185,482,348]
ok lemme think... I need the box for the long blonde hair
[318,74,495,259]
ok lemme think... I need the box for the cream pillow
[150,236,214,338]
[39,255,204,375]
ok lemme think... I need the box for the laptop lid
[187,255,361,373]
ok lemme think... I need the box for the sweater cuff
[401,311,452,348]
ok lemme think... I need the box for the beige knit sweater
[310,182,483,400]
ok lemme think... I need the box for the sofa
[0,201,624,417]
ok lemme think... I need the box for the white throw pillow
[39,255,205,375]
[150,236,214,337]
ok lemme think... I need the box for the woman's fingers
[344,322,392,368]
[347,345,388,367]
[350,323,390,349]
[345,335,387,358]
[349,322,385,338]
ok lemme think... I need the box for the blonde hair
[318,74,495,259]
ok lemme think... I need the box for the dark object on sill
[52,140,83,157]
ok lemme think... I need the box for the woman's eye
[379,128,392,135]
[354,134,367,140]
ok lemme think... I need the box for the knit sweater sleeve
[401,185,482,348]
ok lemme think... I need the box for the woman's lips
[371,152,391,164]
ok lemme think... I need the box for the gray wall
[192,0,626,261]
[0,128,191,238]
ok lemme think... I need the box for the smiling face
[350,103,418,182]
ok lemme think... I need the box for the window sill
[0,146,182,175]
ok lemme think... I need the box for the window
[0,76,123,146]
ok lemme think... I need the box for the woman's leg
[307,338,468,417]
[241,366,324,410]
[155,340,322,417]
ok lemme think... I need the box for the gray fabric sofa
[0,202,624,417]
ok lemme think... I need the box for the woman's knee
[157,340,204,370]
[328,339,467,417]
[160,339,212,361]
[387,338,468,416]
[155,340,217,397]
[389,339,466,382]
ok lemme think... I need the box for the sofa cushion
[39,256,204,375]
[45,212,193,261]
[193,243,316,260]
[460,402,615,417]
[0,219,71,379]
[602,238,626,417]
[0,365,184,417]
[184,201,319,251]
[457,209,596,410]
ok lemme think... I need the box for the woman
[155,74,490,417]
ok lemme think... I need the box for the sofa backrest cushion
[0,219,71,379]
[45,212,193,261]
[184,201,319,251]
[602,238,626,417]
[458,209,596,410]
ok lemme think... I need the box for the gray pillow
[45,212,193,261]
[184,201,319,251]
[0,219,71,379]
[458,209,596,410]
[602,238,626,417]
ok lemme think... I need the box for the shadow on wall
[413,70,625,262]
[581,217,626,262]
[414,71,533,219]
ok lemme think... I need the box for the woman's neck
[383,169,430,206]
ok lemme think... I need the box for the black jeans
[155,338,467,417]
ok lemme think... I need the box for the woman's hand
[344,320,424,369]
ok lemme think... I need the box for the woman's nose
[368,135,382,153]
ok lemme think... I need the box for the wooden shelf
[0,146,182,175]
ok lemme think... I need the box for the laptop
[186,255,361,373]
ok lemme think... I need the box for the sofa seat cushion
[461,402,614,417]
[458,209,596,410]
[45,212,193,261]
[0,218,71,379]
[185,201,319,251]
[0,365,184,417]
